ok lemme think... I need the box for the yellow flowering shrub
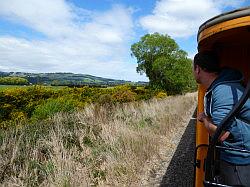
[155,91,167,99]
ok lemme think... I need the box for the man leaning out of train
[193,51,250,186]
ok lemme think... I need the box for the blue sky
[0,0,249,81]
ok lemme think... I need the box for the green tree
[0,77,29,85]
[131,33,196,94]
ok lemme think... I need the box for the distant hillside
[0,72,148,86]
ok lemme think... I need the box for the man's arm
[198,112,230,142]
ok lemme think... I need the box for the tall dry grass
[0,93,197,186]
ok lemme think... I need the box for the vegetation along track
[139,96,197,187]
[0,92,197,186]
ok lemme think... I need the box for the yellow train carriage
[195,7,250,187]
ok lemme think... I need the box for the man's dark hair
[193,51,221,73]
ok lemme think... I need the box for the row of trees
[0,77,29,85]
[131,33,196,94]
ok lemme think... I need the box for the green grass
[43,86,67,90]
[0,85,25,90]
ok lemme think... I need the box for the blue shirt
[204,68,250,165]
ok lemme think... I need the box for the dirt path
[139,108,197,187]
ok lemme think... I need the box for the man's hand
[197,112,215,134]
[197,112,230,141]
[197,112,209,122]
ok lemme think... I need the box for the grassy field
[0,85,24,90]
[0,93,197,186]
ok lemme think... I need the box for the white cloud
[139,0,245,38]
[0,1,147,81]
[0,0,75,38]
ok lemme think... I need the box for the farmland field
[0,85,24,90]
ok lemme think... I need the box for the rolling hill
[0,72,148,86]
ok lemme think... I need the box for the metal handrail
[215,145,250,154]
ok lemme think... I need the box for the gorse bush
[155,91,168,99]
[96,94,114,106]
[112,87,136,103]
[0,86,56,127]
[0,85,167,128]
[31,97,77,121]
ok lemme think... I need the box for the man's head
[193,51,221,85]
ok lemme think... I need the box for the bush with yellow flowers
[0,85,168,128]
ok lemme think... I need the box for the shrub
[0,103,14,122]
[9,111,27,122]
[31,97,76,121]
[96,94,114,105]
[155,91,167,99]
[112,90,136,103]
[0,85,172,125]
[134,87,155,100]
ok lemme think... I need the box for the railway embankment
[138,101,197,187]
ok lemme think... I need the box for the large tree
[131,33,196,94]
